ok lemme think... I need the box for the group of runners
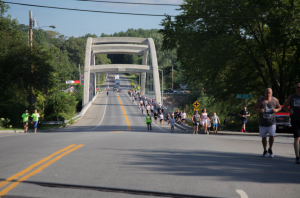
[191,110,221,134]
[21,109,40,134]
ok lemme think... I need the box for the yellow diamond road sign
[193,101,200,108]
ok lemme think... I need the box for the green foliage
[69,119,74,124]
[0,118,11,128]
[46,92,78,120]
[160,0,300,103]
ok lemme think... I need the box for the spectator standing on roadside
[31,109,40,134]
[182,111,187,124]
[21,110,30,133]
[283,83,300,164]
[253,88,281,158]
[192,110,200,134]
[146,114,153,130]
[211,112,220,133]
[239,107,250,132]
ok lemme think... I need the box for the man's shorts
[213,123,218,128]
[23,121,28,125]
[259,125,276,137]
[193,122,199,126]
[33,121,38,129]
[291,119,300,138]
[242,120,247,124]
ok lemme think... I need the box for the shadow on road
[117,149,300,184]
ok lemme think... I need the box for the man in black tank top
[283,83,300,164]
[253,88,281,158]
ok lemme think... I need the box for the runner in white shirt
[211,112,220,133]
[159,112,164,127]
[182,111,187,124]
[146,105,150,114]
[150,105,154,114]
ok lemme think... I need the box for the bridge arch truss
[83,37,161,107]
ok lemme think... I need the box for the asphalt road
[0,75,299,198]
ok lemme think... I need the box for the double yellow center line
[117,93,131,131]
[0,144,83,197]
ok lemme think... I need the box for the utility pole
[29,11,33,112]
[172,65,173,90]
[79,64,81,82]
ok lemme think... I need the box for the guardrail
[42,121,63,125]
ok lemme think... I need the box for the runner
[21,110,30,133]
[146,104,150,114]
[177,111,182,124]
[166,113,170,125]
[161,105,165,113]
[107,91,109,97]
[159,112,164,127]
[174,110,178,122]
[170,116,175,133]
[157,103,162,113]
[201,109,210,134]
[192,110,200,134]
[31,109,40,134]
[253,88,281,158]
[211,112,220,133]
[283,83,300,164]
[154,111,158,124]
[171,112,175,120]
[146,113,153,130]
[141,104,144,114]
[182,111,187,124]
[239,107,250,132]
[150,104,154,114]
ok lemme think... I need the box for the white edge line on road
[90,78,109,131]
[236,190,248,198]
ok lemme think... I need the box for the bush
[69,119,74,124]
[0,118,12,128]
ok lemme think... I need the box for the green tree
[160,0,300,102]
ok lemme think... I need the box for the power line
[2,1,300,19]
[78,0,300,8]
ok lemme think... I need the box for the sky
[4,0,184,37]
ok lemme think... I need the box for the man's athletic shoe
[193,131,195,134]
[262,150,268,157]
[240,128,243,132]
[244,130,247,132]
[296,157,300,164]
[268,148,274,158]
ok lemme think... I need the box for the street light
[40,25,56,29]
[159,69,163,105]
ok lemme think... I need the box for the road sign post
[193,101,200,111]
